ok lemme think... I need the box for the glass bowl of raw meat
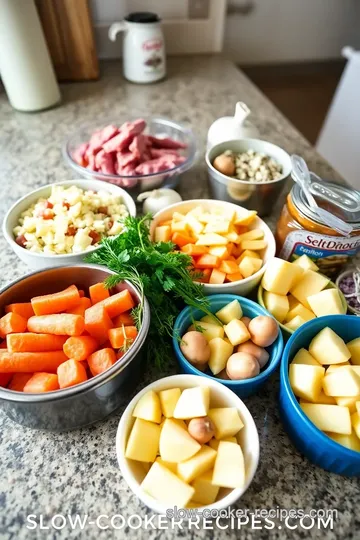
[63,117,197,194]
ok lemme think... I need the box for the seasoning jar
[276,181,360,276]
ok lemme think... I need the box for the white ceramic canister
[109,12,166,84]
[0,0,61,112]
[207,102,259,150]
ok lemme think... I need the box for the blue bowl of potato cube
[280,314,360,476]
[173,294,284,398]
[116,374,259,512]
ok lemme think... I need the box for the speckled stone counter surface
[0,57,358,540]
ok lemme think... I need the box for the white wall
[90,0,360,63]
[224,0,360,64]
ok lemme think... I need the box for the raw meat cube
[150,148,180,158]
[129,134,147,160]
[95,150,115,174]
[135,156,185,175]
[88,124,118,153]
[116,151,138,169]
[148,135,187,149]
[72,142,89,166]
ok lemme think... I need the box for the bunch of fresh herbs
[87,214,214,368]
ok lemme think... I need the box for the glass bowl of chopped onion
[206,139,292,217]
[3,180,136,270]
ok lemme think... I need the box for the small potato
[237,341,269,369]
[226,352,260,380]
[188,416,215,444]
[241,316,251,329]
[180,331,210,366]
[217,368,230,380]
[213,154,235,177]
[249,316,279,347]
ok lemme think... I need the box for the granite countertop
[0,56,358,540]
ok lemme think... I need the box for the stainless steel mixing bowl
[206,139,292,216]
[0,264,150,431]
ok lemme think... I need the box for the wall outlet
[188,0,210,19]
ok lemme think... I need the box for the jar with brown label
[276,181,360,277]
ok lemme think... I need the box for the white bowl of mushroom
[206,139,292,216]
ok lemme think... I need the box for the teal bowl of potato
[173,294,283,398]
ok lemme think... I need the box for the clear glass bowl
[63,116,197,195]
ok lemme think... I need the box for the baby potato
[226,352,260,380]
[237,341,269,369]
[248,316,279,347]
[188,416,215,444]
[213,153,235,177]
[241,316,251,329]
[180,331,210,367]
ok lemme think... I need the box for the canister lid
[291,180,360,227]
[125,12,160,23]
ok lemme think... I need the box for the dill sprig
[86,214,214,369]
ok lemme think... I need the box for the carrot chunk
[0,350,67,373]
[87,348,116,376]
[0,313,27,338]
[63,336,99,362]
[194,254,220,269]
[180,244,208,256]
[84,305,113,344]
[8,373,33,391]
[108,326,138,349]
[57,359,88,389]
[31,285,81,316]
[28,314,85,336]
[7,333,67,353]
[172,232,196,248]
[113,311,135,327]
[66,297,91,317]
[195,268,211,283]
[89,282,110,305]
[5,303,34,319]
[0,373,12,387]
[103,289,135,318]
[225,272,243,282]
[23,373,59,393]
[219,260,240,274]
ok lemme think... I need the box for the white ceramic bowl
[3,179,136,270]
[116,374,259,514]
[150,199,276,296]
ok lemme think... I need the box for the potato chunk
[212,441,245,489]
[141,461,195,508]
[323,367,360,397]
[289,364,325,402]
[309,327,351,365]
[208,407,244,439]
[300,403,351,434]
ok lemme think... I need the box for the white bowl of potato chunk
[151,199,276,296]
[116,374,259,513]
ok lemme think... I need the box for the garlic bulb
[137,189,182,214]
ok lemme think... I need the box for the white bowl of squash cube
[116,374,259,512]
[0,265,149,431]
[257,254,347,336]
[280,315,360,476]
[151,199,276,296]
[173,296,283,398]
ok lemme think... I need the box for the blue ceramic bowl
[173,294,283,398]
[280,315,360,477]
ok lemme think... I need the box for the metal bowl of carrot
[0,264,150,431]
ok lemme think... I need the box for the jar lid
[291,180,360,227]
[125,12,160,23]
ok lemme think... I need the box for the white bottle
[0,0,61,112]
[207,102,259,150]
[109,12,166,84]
